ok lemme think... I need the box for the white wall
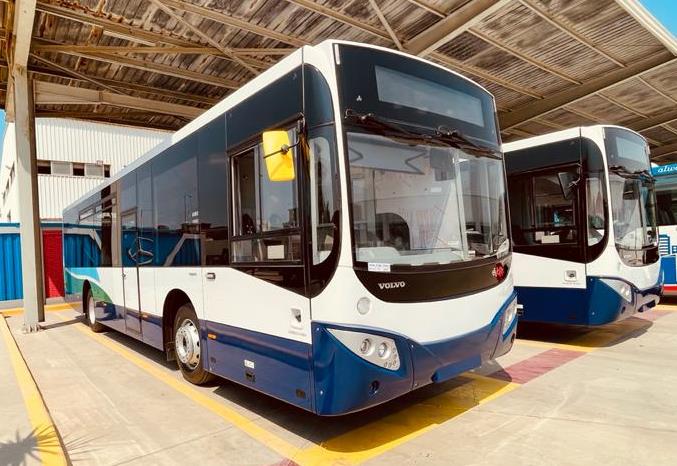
[0,118,170,222]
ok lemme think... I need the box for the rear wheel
[174,304,213,385]
[84,288,105,333]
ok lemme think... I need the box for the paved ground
[1,301,677,465]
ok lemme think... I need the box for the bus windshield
[347,131,508,266]
[605,127,657,252]
[336,45,507,268]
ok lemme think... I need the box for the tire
[174,304,213,385]
[84,288,105,333]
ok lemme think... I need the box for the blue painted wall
[0,224,22,301]
[0,223,62,301]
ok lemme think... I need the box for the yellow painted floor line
[1,303,78,317]
[0,316,68,466]
[290,374,519,466]
[52,311,302,462]
[515,339,594,353]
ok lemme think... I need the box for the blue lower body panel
[516,276,662,326]
[203,294,517,416]
[312,293,517,415]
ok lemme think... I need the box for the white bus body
[504,126,661,326]
[64,40,517,415]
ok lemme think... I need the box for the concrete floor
[2,302,677,465]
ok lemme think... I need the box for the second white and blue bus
[652,162,677,294]
[63,40,517,415]
[504,126,661,326]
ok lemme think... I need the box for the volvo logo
[378,281,406,290]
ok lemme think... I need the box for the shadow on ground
[0,426,61,466]
[57,310,513,455]
[517,315,654,349]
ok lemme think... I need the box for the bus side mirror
[558,172,579,200]
[262,130,296,182]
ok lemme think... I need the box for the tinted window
[336,45,499,150]
[198,117,229,265]
[656,177,677,226]
[153,137,200,266]
[120,174,137,267]
[509,171,578,246]
[304,65,334,127]
[137,163,155,268]
[227,70,302,150]
[232,142,301,263]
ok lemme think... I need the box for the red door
[43,230,65,298]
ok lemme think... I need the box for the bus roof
[502,125,645,153]
[64,39,493,215]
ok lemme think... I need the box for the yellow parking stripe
[1,302,78,317]
[290,374,518,466]
[0,316,68,466]
[53,311,302,461]
[515,339,594,353]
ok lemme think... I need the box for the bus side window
[232,138,301,263]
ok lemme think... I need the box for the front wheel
[84,289,105,333]
[174,304,213,385]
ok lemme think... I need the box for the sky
[0,1,675,164]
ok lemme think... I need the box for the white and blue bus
[504,126,661,326]
[63,40,516,415]
[652,162,677,294]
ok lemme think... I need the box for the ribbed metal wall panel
[0,225,22,301]
[38,175,104,220]
[34,118,169,171]
[1,118,171,222]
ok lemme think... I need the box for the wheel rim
[175,318,201,370]
[87,295,96,325]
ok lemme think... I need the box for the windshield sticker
[368,262,391,273]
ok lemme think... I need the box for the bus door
[202,141,314,410]
[121,210,142,336]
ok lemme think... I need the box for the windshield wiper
[344,109,499,157]
[344,109,434,144]
[435,125,498,158]
[608,165,654,181]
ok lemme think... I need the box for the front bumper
[311,293,517,415]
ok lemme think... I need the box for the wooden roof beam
[499,51,676,129]
[33,81,203,119]
[403,0,445,18]
[405,0,511,56]
[468,28,581,84]
[652,141,677,160]
[148,0,258,75]
[37,49,240,89]
[368,0,403,50]
[34,110,181,131]
[3,58,218,105]
[285,0,391,43]
[518,0,625,67]
[162,0,305,47]
[29,52,128,96]
[35,2,270,69]
[5,0,37,120]
[625,109,677,132]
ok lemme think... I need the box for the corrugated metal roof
[1,0,676,160]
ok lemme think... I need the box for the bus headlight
[502,298,518,334]
[600,278,633,303]
[327,328,401,371]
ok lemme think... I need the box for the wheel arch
[81,280,92,311]
[162,288,192,358]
